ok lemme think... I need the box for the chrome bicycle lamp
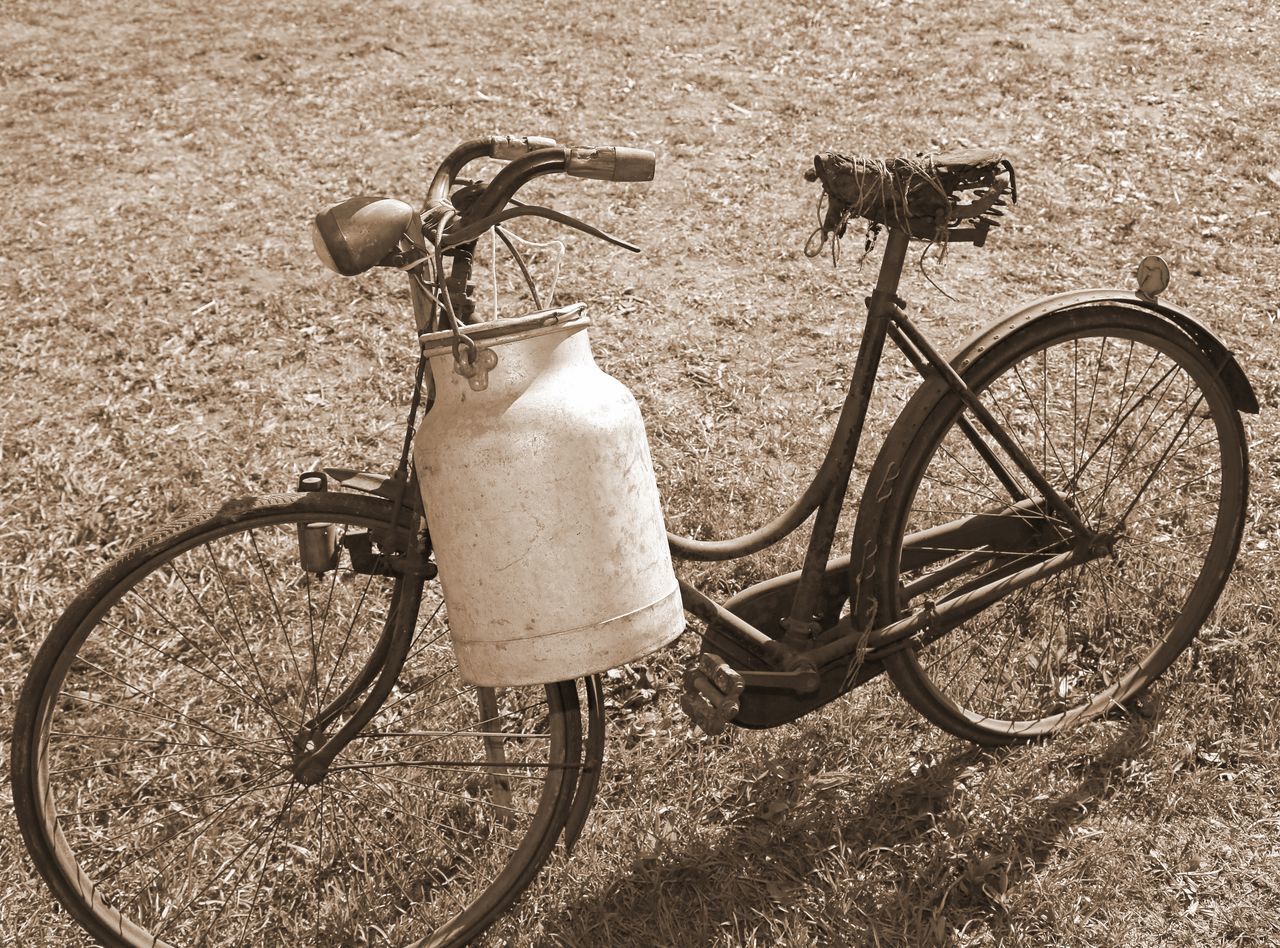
[311,196,414,276]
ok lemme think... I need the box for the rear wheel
[862,309,1248,745]
[12,491,584,946]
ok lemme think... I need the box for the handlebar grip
[489,134,558,161]
[566,146,656,182]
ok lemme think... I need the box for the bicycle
[10,134,1256,947]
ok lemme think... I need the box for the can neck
[427,323,592,402]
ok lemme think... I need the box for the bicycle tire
[12,491,584,946]
[854,307,1248,745]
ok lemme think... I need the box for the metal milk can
[413,305,684,686]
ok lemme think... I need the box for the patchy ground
[1,0,1277,944]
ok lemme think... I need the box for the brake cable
[381,206,463,566]
[442,203,640,253]
[494,226,541,309]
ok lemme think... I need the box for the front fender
[321,467,426,513]
[951,289,1258,414]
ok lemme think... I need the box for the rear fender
[951,289,1258,414]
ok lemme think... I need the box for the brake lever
[440,204,641,253]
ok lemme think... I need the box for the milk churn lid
[419,303,589,358]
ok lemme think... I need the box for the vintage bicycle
[11,135,1255,946]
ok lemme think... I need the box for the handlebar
[311,133,655,294]
[426,135,558,207]
[424,134,656,243]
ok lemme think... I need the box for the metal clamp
[451,334,499,391]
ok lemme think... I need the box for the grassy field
[2,0,1278,944]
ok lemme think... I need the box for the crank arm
[737,669,821,694]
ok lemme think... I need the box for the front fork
[286,471,608,849]
[290,481,435,784]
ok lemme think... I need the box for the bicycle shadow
[535,714,1158,947]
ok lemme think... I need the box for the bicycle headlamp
[311,196,414,276]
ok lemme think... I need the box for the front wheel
[857,308,1248,745]
[12,491,586,946]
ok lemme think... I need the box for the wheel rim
[19,502,577,946]
[885,318,1245,741]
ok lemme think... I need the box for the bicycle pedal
[679,653,745,735]
[680,691,732,736]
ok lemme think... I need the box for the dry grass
[2,0,1278,944]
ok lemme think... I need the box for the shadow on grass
[539,716,1157,946]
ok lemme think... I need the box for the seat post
[870,226,911,305]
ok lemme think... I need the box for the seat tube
[781,227,911,646]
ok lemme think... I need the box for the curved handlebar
[426,134,559,208]
[425,136,657,234]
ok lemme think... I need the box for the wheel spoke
[19,498,584,946]
[201,543,297,744]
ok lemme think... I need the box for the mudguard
[950,289,1258,414]
[561,675,606,854]
[860,288,1258,537]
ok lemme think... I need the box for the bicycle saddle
[807,149,1016,243]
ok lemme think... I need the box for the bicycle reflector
[311,197,414,276]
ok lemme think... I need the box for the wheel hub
[290,728,332,784]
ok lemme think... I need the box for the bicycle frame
[309,143,1254,737]
[669,225,1109,719]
